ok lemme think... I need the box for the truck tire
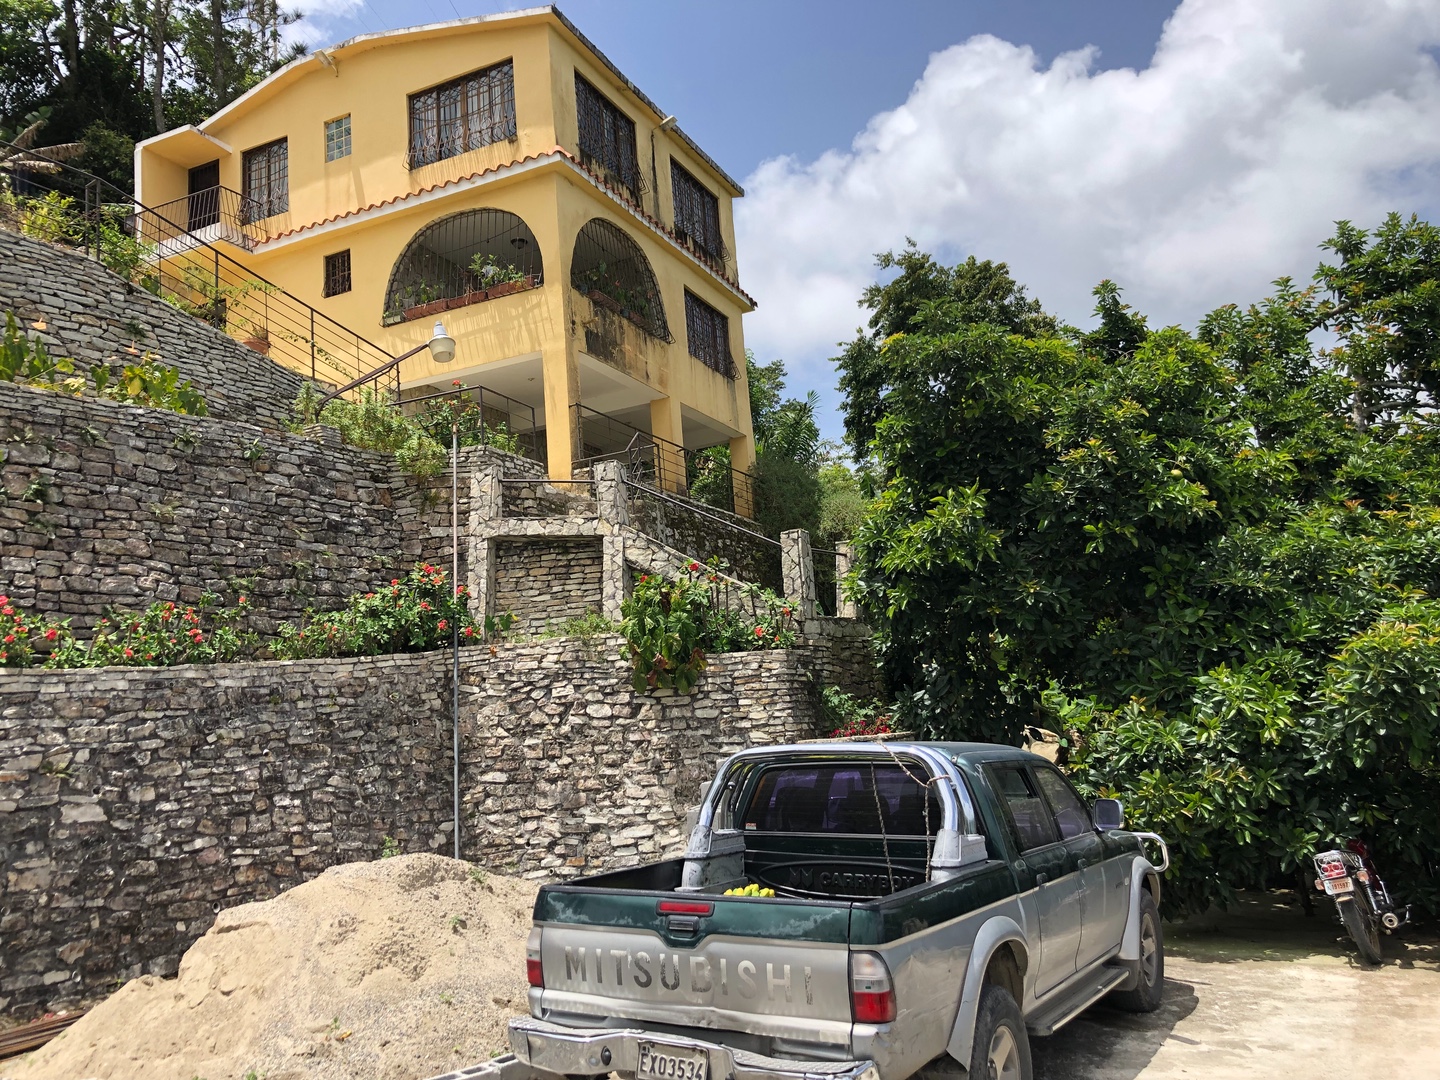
[1338,895,1383,965]
[968,982,1031,1080]
[1111,887,1164,1013]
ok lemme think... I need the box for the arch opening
[570,218,671,342]
[383,208,543,324]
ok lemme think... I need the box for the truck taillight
[850,952,896,1024]
[526,928,543,988]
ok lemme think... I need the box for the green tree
[838,225,1440,914]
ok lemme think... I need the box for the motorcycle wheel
[1338,895,1383,965]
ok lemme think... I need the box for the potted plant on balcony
[402,281,450,321]
[469,252,528,300]
[222,279,279,354]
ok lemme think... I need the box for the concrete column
[467,463,502,622]
[729,433,756,520]
[542,347,579,482]
[594,459,629,526]
[834,540,858,619]
[781,528,817,621]
[649,395,687,495]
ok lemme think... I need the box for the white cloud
[736,0,1440,430]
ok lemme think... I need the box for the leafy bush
[620,560,800,693]
[469,252,526,287]
[275,563,486,660]
[0,595,70,667]
[45,595,252,667]
[309,387,448,478]
[820,686,894,738]
[3,312,206,414]
[414,387,523,454]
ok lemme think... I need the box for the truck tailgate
[534,887,856,1047]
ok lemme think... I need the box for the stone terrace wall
[0,640,824,1016]
[0,653,453,1017]
[0,384,537,632]
[804,617,882,700]
[493,538,604,635]
[0,229,305,430]
[464,636,820,878]
[628,486,782,592]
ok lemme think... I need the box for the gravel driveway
[1032,892,1440,1080]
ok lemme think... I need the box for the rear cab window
[743,763,942,836]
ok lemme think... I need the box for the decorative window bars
[323,250,352,297]
[684,290,733,378]
[383,208,543,324]
[671,161,726,265]
[575,73,644,204]
[571,218,670,341]
[407,60,517,170]
[324,115,352,161]
[241,138,288,222]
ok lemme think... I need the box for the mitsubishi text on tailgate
[506,742,1170,1080]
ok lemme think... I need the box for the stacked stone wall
[0,384,541,632]
[0,640,823,1016]
[627,487,782,591]
[0,229,306,430]
[493,538,605,635]
[804,617,882,701]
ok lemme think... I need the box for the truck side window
[1033,766,1094,841]
[989,766,1059,852]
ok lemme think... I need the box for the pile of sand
[3,855,538,1080]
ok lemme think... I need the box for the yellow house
[133,5,756,510]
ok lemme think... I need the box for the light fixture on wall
[428,320,456,364]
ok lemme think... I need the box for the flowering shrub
[45,594,252,667]
[0,595,70,667]
[822,686,895,738]
[619,560,801,693]
[274,563,489,660]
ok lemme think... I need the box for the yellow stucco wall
[135,10,754,490]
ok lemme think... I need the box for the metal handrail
[624,471,779,548]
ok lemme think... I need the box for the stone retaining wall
[0,640,824,1017]
[0,229,305,430]
[0,383,530,632]
[493,538,604,635]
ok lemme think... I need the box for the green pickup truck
[502,741,1170,1080]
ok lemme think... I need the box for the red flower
[639,575,649,583]
[0,595,7,604]
[2,635,12,644]
[123,647,134,658]
[365,592,375,599]
[782,607,791,616]
[420,601,431,611]
[688,561,700,572]
[437,619,448,631]
[391,579,400,586]
[44,628,57,641]
[1,606,12,616]
[237,595,247,605]
[463,626,475,638]
[754,626,766,638]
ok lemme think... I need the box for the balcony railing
[571,403,755,519]
[141,186,266,252]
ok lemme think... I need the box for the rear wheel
[1339,895,1383,965]
[968,982,1031,1080]
[1111,887,1164,1013]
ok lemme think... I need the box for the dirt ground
[1033,892,1440,1080]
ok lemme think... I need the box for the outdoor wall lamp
[315,319,456,407]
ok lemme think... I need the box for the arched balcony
[383,208,543,325]
[570,218,670,342]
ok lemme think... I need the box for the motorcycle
[1312,839,1409,965]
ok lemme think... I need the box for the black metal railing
[571,403,755,519]
[0,139,399,396]
[400,382,544,464]
[144,186,265,250]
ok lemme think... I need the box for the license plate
[1323,877,1354,895]
[637,1042,709,1080]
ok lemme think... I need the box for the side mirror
[1093,798,1125,831]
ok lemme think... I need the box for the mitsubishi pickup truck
[505,742,1170,1080]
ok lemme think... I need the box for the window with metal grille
[575,73,643,203]
[241,138,288,222]
[383,208,543,324]
[407,60,517,169]
[571,218,670,341]
[325,115,351,161]
[323,250,352,297]
[685,291,733,377]
[671,161,725,263]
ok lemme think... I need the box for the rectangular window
[323,250,352,297]
[325,115,351,161]
[671,161,724,263]
[408,60,517,169]
[685,290,734,378]
[575,73,642,203]
[241,138,288,222]
[743,764,942,836]
[988,766,1059,853]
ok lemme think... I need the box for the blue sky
[299,2,1440,443]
